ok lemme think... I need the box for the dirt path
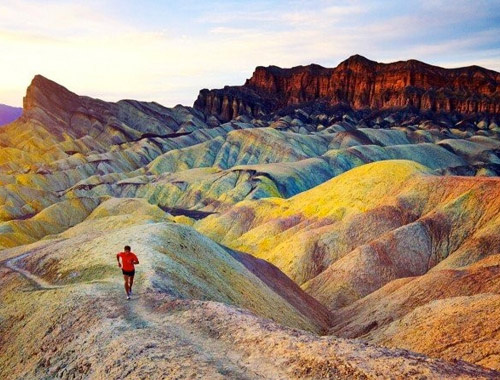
[113,274,288,379]
[131,297,289,380]
[3,253,63,290]
[110,259,287,378]
[2,253,288,379]
[2,250,499,379]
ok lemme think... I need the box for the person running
[116,245,139,300]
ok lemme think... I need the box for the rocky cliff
[195,55,500,121]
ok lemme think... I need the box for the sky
[1,0,499,107]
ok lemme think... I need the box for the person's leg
[123,275,130,295]
[129,275,134,293]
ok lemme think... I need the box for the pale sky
[1,0,499,107]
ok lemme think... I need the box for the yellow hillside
[196,159,500,302]
[197,160,431,279]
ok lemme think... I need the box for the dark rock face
[22,75,207,142]
[194,86,276,122]
[194,55,500,122]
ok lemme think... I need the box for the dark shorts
[122,269,135,277]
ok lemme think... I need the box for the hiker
[116,245,139,300]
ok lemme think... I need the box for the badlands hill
[1,57,500,379]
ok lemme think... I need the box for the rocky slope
[3,196,497,379]
[331,254,500,370]
[1,198,332,333]
[2,267,497,379]
[1,60,500,378]
[195,159,500,369]
[196,160,500,297]
[3,74,498,230]
[195,55,500,121]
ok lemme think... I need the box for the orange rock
[195,55,500,121]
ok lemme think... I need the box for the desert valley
[0,55,500,379]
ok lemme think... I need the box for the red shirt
[118,252,138,271]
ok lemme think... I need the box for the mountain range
[0,55,499,379]
[0,103,22,126]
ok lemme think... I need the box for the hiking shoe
[127,295,131,300]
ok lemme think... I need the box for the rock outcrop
[195,55,500,121]
[20,74,208,145]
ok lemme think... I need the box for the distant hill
[0,104,22,126]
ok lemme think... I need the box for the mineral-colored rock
[195,55,500,121]
[196,160,500,307]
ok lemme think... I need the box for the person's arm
[116,253,122,268]
[132,254,139,265]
